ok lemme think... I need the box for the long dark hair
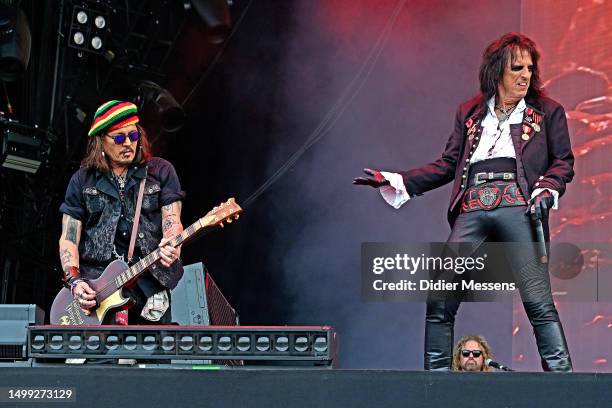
[478,32,544,101]
[81,124,152,172]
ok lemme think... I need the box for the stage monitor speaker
[0,304,43,361]
[170,262,241,366]
[171,262,239,327]
[171,262,210,326]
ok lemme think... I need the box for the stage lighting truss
[28,326,337,365]
[68,4,109,55]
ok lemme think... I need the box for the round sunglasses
[105,130,141,145]
[461,349,482,358]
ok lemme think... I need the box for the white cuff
[379,172,411,209]
[531,188,559,210]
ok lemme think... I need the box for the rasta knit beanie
[87,100,140,137]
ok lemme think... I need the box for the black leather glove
[526,190,554,220]
[352,168,390,189]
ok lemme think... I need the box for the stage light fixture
[162,336,175,351]
[50,335,62,351]
[85,335,100,350]
[198,335,213,351]
[106,335,119,350]
[91,36,102,50]
[0,6,31,81]
[28,327,337,366]
[218,336,231,351]
[76,10,88,24]
[237,336,250,352]
[68,4,109,55]
[313,336,328,353]
[94,15,105,28]
[179,336,194,352]
[124,335,138,351]
[136,80,185,133]
[73,32,84,45]
[275,336,289,352]
[1,128,43,174]
[31,335,45,351]
[143,336,156,351]
[256,336,270,352]
[68,335,82,351]
[294,336,309,352]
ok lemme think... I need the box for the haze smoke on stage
[242,0,520,368]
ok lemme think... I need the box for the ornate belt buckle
[477,185,502,210]
[474,172,487,186]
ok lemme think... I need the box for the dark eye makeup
[511,65,534,72]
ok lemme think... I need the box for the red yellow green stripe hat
[87,100,140,137]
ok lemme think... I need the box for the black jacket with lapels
[398,94,575,227]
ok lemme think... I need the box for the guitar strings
[93,223,196,298]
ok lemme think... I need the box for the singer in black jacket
[354,33,573,371]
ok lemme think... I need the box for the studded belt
[461,181,527,213]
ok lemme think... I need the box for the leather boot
[424,301,456,370]
[524,302,572,372]
[532,321,573,372]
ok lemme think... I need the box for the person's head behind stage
[479,32,544,104]
[81,100,152,171]
[452,335,494,372]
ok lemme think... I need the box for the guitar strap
[116,167,147,326]
[128,167,148,264]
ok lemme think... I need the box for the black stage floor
[0,366,610,408]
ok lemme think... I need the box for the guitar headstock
[199,198,243,228]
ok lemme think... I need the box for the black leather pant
[424,206,572,371]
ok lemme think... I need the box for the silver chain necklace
[487,103,518,157]
[495,103,517,122]
[112,169,128,195]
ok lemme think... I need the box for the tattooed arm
[158,201,184,267]
[59,214,97,313]
[59,214,82,280]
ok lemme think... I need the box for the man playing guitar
[58,100,184,325]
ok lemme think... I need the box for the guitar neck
[114,215,213,288]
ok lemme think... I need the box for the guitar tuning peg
[234,214,239,220]
[226,218,233,224]
[219,222,224,228]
